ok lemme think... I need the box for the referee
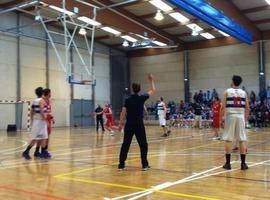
[118,74,155,171]
[94,105,105,133]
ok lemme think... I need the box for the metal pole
[46,34,49,88]
[183,50,190,103]
[258,40,266,93]
[0,0,39,15]
[15,12,22,130]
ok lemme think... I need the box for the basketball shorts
[158,114,166,126]
[222,114,247,142]
[31,119,48,140]
[105,118,114,127]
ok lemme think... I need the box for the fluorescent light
[149,0,173,12]
[136,34,148,40]
[121,35,137,43]
[153,40,167,46]
[200,32,215,39]
[260,72,265,75]
[49,5,75,16]
[191,30,199,36]
[265,0,270,5]
[218,30,230,37]
[101,27,121,35]
[78,16,101,26]
[169,12,189,24]
[186,23,203,32]
[154,10,164,21]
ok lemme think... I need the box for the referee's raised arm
[147,73,155,97]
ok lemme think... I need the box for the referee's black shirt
[124,93,149,123]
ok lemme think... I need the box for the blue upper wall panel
[168,0,253,44]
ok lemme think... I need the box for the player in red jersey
[103,104,116,135]
[212,97,221,140]
[34,88,54,158]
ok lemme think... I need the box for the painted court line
[109,159,270,200]
[0,184,71,200]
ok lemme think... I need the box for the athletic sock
[45,145,48,150]
[240,154,246,164]
[225,154,231,164]
[41,147,46,153]
[35,146,40,153]
[25,145,32,153]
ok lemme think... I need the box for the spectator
[250,91,256,104]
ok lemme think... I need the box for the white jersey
[157,102,166,115]
[32,98,42,120]
[225,88,246,115]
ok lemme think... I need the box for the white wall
[130,52,185,104]
[0,13,111,129]
[189,43,259,98]
[0,34,17,129]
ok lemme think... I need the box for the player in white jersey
[22,87,50,160]
[157,97,171,137]
[220,75,249,170]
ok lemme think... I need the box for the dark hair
[35,87,44,98]
[132,83,141,94]
[43,88,51,97]
[232,75,242,87]
[160,97,164,101]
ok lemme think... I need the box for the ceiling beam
[138,8,179,19]
[253,18,270,25]
[242,5,270,14]
[206,0,262,41]
[157,19,198,30]
[0,0,24,8]
[116,0,149,8]
[89,0,184,45]
[173,28,214,38]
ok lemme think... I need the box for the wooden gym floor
[0,126,269,200]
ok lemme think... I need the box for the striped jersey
[32,98,42,119]
[157,102,166,115]
[225,88,246,114]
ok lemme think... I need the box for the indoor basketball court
[0,0,270,200]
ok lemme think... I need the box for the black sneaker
[223,163,231,170]
[22,151,32,160]
[161,133,168,137]
[40,150,51,159]
[118,164,125,171]
[34,151,41,158]
[241,163,248,170]
[142,166,151,171]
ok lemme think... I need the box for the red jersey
[103,107,113,119]
[212,102,221,128]
[44,98,53,135]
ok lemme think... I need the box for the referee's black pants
[96,117,105,131]
[119,121,148,167]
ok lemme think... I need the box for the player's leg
[22,139,37,160]
[135,123,149,170]
[237,116,248,170]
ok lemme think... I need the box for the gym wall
[0,12,111,130]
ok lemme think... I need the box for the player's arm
[147,74,155,96]
[163,103,167,114]
[220,91,227,124]
[39,99,46,121]
[118,107,126,130]
[30,107,34,124]
[245,95,250,122]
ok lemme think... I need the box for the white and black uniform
[157,101,166,126]
[222,88,247,141]
[31,98,48,140]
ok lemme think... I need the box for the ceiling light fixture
[78,27,87,35]
[265,0,270,5]
[49,5,75,16]
[122,40,129,47]
[154,10,164,21]
[169,12,189,24]
[153,40,167,46]
[78,16,101,26]
[121,35,138,43]
[149,0,173,12]
[101,27,121,35]
[200,32,215,39]
[218,30,230,37]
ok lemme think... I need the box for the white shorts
[222,114,247,142]
[31,119,48,140]
[158,114,166,126]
